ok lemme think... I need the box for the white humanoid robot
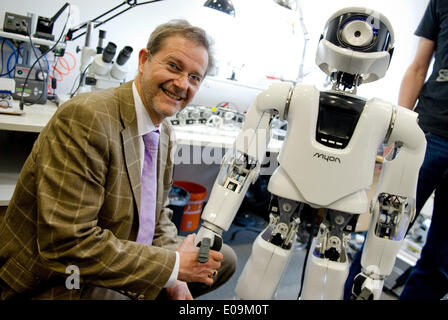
[194,7,427,300]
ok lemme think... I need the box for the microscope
[85,41,133,91]
[75,23,133,94]
[194,7,427,300]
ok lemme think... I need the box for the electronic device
[3,12,32,35]
[12,65,48,104]
[34,2,70,40]
[12,78,48,105]
[14,65,48,82]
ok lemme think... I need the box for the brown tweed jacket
[0,81,181,300]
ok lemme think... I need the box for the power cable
[0,38,20,77]
[1,39,5,76]
[70,63,91,98]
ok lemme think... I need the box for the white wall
[1,0,429,105]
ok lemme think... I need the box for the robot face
[316,7,395,84]
[323,11,393,53]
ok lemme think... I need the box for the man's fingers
[183,234,196,246]
[194,265,219,285]
[196,251,221,271]
[177,242,222,285]
[177,234,198,253]
[187,233,196,242]
[210,250,223,261]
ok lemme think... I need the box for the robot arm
[194,82,293,262]
[353,106,427,299]
[375,106,427,199]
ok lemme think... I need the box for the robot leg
[300,209,358,300]
[235,196,301,299]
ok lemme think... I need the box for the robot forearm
[194,150,262,262]
[194,83,293,262]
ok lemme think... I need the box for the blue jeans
[344,132,448,300]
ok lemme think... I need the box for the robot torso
[268,84,393,213]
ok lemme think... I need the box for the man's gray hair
[147,19,215,75]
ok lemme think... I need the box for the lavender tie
[136,130,159,245]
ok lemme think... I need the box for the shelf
[0,30,66,50]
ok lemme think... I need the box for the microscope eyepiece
[102,42,117,63]
[116,46,133,66]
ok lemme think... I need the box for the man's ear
[138,48,149,73]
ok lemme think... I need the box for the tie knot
[143,130,159,150]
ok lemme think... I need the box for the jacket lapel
[117,81,142,214]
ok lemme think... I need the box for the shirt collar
[132,81,161,136]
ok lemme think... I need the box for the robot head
[316,7,394,88]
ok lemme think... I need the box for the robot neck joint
[331,72,362,94]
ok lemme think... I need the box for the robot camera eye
[340,19,374,48]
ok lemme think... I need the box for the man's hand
[165,280,193,300]
[177,234,223,286]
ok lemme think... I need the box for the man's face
[136,35,208,125]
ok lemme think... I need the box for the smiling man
[136,33,208,124]
[0,19,236,300]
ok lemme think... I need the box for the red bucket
[173,181,207,232]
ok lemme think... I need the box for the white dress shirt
[132,82,179,288]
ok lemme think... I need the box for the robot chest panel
[315,91,365,149]
[277,87,390,205]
